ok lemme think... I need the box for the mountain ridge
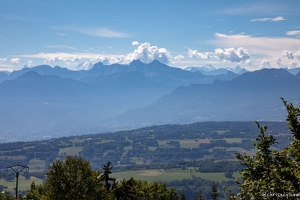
[111,68,300,127]
[1,61,300,141]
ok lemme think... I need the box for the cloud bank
[188,49,211,59]
[188,46,251,63]
[214,47,250,63]
[282,50,300,60]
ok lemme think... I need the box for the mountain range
[0,60,299,142]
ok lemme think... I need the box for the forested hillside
[0,121,291,199]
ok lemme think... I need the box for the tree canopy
[44,156,104,200]
[229,98,300,199]
[20,156,179,200]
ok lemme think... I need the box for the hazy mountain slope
[0,71,109,137]
[85,59,208,87]
[112,69,300,126]
[0,71,9,83]
[81,71,174,111]
[185,65,248,75]
[7,65,84,80]
[1,60,239,86]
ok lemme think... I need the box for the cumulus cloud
[11,58,20,65]
[109,56,123,64]
[0,57,7,63]
[19,42,177,66]
[44,56,66,64]
[259,60,272,69]
[27,60,34,67]
[132,41,139,46]
[282,50,294,59]
[71,54,81,62]
[124,42,172,64]
[210,34,300,68]
[289,61,299,69]
[214,47,250,63]
[188,49,211,59]
[294,51,300,60]
[274,57,283,68]
[251,16,285,22]
[286,30,300,36]
[174,55,184,61]
[92,55,107,62]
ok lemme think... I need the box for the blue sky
[0,0,300,71]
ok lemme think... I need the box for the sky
[0,0,300,72]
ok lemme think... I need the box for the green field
[0,176,43,192]
[58,146,83,156]
[158,139,200,148]
[0,156,26,160]
[0,169,240,192]
[28,158,45,169]
[223,138,245,143]
[113,169,237,183]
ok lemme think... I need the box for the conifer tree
[228,98,300,199]
[210,182,219,200]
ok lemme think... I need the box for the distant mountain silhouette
[0,71,108,138]
[0,71,9,82]
[112,68,300,126]
[185,65,248,75]
[1,61,300,141]
[6,65,85,80]
[2,60,241,86]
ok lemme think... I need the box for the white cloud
[188,49,211,59]
[294,51,300,60]
[71,54,81,62]
[259,60,272,69]
[274,57,283,68]
[174,55,184,61]
[25,42,174,66]
[44,56,66,64]
[10,58,20,65]
[124,42,172,64]
[286,30,300,36]
[132,41,139,46]
[210,34,300,68]
[92,55,107,62]
[289,61,299,69]
[214,47,250,63]
[251,16,285,22]
[27,60,34,67]
[0,57,7,63]
[215,32,251,38]
[109,56,123,64]
[282,50,294,59]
